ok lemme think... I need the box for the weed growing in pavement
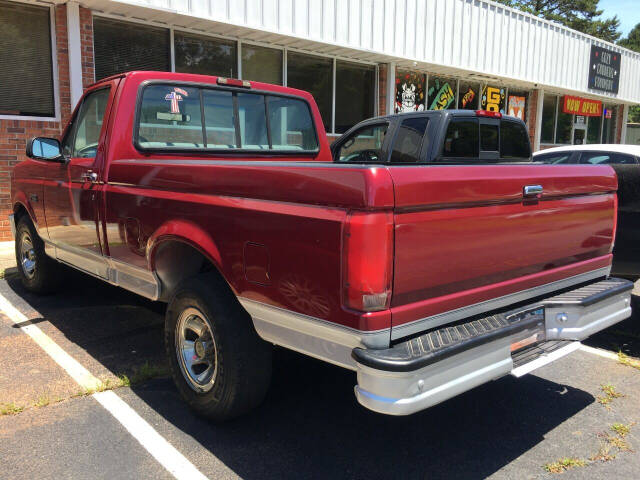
[544,457,586,474]
[34,395,50,408]
[0,402,24,415]
[611,423,631,437]
[597,383,624,407]
[128,361,168,385]
[618,352,640,371]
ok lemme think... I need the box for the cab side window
[61,88,111,158]
[335,124,388,163]
[578,152,637,165]
[535,153,573,164]
[390,117,429,163]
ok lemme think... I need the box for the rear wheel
[15,216,62,293]
[165,273,272,421]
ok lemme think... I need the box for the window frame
[388,116,430,164]
[435,114,533,164]
[62,85,112,158]
[333,122,390,164]
[0,3,59,121]
[133,80,320,156]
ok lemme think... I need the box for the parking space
[1,265,639,479]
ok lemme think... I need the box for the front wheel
[15,216,62,293]
[165,273,272,421]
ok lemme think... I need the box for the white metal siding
[89,0,640,102]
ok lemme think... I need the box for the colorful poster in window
[428,77,456,110]
[481,86,506,113]
[507,95,526,121]
[460,87,476,109]
[395,71,425,113]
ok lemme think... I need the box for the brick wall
[79,6,95,88]
[0,4,94,240]
[378,64,388,116]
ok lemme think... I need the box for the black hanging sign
[588,45,620,94]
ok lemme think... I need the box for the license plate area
[506,306,546,353]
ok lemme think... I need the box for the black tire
[165,272,272,421]
[14,216,62,293]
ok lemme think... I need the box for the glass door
[572,116,587,145]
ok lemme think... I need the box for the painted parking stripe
[511,342,582,377]
[0,291,209,480]
[579,344,620,361]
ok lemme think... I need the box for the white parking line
[0,291,209,480]
[579,344,621,361]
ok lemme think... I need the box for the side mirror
[26,137,66,162]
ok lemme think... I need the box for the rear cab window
[136,83,319,153]
[439,115,531,163]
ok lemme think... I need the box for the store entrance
[572,117,587,145]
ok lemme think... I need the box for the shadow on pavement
[4,270,636,479]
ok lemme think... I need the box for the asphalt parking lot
[1,264,639,480]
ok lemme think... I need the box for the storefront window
[541,95,557,144]
[587,115,602,144]
[0,1,54,117]
[395,71,426,113]
[287,52,333,132]
[555,109,573,145]
[335,61,375,133]
[481,85,506,113]
[94,18,170,81]
[458,82,479,110]
[507,91,528,123]
[602,106,617,143]
[241,44,282,85]
[174,32,236,77]
[427,75,457,110]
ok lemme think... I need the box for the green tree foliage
[619,23,640,53]
[496,0,621,43]
[619,24,640,122]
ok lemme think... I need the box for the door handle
[523,185,543,198]
[81,171,98,183]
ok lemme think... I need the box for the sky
[599,0,639,37]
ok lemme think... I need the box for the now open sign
[562,95,603,117]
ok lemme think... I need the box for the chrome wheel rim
[19,231,36,280]
[175,307,218,393]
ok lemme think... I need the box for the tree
[619,24,640,124]
[619,23,640,53]
[496,0,621,43]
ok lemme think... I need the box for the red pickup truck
[11,71,632,420]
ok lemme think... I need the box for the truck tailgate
[388,164,617,340]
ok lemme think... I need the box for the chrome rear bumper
[353,278,632,416]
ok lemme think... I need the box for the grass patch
[611,423,631,437]
[0,402,24,416]
[589,445,616,463]
[597,383,624,407]
[618,352,640,371]
[606,435,631,451]
[34,394,50,408]
[544,457,586,474]
[128,362,168,385]
[70,363,165,398]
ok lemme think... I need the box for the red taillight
[217,77,251,88]
[476,110,502,118]
[343,211,393,312]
